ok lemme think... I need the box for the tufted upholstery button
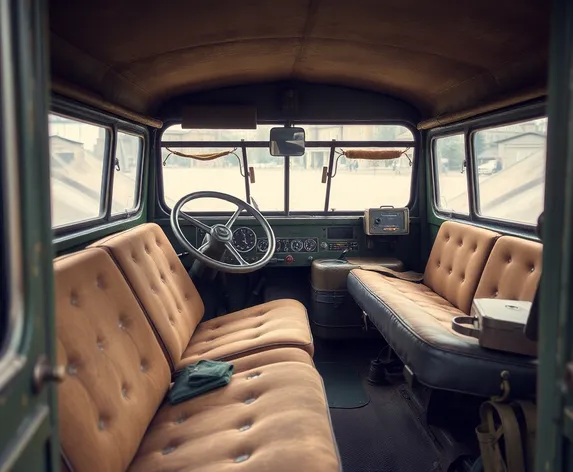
[169,317,175,326]
[494,290,499,297]
[247,372,261,380]
[448,268,452,275]
[239,424,252,432]
[70,292,79,306]
[458,240,463,247]
[98,417,106,431]
[184,294,190,301]
[244,397,256,405]
[97,339,105,351]
[96,276,105,289]
[131,252,138,263]
[121,386,129,399]
[473,246,478,253]
[159,273,166,283]
[530,266,535,273]
[144,244,150,254]
[169,264,175,273]
[235,454,250,463]
[174,414,187,424]
[437,261,441,268]
[507,256,512,263]
[118,319,126,330]
[155,239,161,247]
[150,285,157,294]
[162,445,176,455]
[66,364,77,376]
[140,360,149,372]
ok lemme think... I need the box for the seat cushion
[423,221,500,314]
[348,268,537,397]
[91,223,206,368]
[128,359,341,472]
[475,235,542,301]
[55,249,171,472]
[178,299,314,369]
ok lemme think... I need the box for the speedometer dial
[304,238,317,252]
[232,227,257,253]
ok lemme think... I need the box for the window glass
[49,114,108,227]
[162,125,281,211]
[328,147,413,211]
[292,124,415,211]
[162,124,414,212]
[474,118,547,225]
[112,132,142,215]
[290,148,329,211]
[434,134,469,214]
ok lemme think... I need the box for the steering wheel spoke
[225,243,248,266]
[225,205,244,228]
[179,212,212,233]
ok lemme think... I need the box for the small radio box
[363,207,409,235]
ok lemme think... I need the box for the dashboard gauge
[290,239,303,252]
[257,238,269,253]
[232,227,257,253]
[303,238,317,252]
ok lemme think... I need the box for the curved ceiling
[48,0,550,120]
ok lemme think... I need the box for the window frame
[157,119,419,217]
[50,96,147,235]
[429,101,547,234]
[431,132,470,218]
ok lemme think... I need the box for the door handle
[33,355,65,393]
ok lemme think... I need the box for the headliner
[48,0,550,122]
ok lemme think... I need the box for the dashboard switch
[285,255,294,264]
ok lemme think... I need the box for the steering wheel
[170,191,276,274]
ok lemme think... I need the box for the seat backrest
[55,248,170,472]
[474,235,542,301]
[90,223,205,368]
[423,221,500,314]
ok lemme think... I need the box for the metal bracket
[33,355,65,393]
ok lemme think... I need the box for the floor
[262,273,476,472]
[313,338,447,472]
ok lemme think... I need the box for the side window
[112,131,143,216]
[433,134,468,214]
[49,114,108,228]
[473,118,547,225]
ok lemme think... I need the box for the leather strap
[476,401,526,472]
[357,264,424,283]
[514,401,537,472]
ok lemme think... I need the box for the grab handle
[451,316,480,338]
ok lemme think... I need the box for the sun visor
[343,149,409,160]
[181,105,257,129]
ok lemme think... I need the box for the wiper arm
[250,196,260,211]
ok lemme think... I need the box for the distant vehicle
[478,159,499,175]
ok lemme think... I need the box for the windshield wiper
[250,196,260,211]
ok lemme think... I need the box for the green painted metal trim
[535,0,573,469]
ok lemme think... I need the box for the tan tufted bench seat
[90,223,313,370]
[348,221,542,397]
[55,248,341,472]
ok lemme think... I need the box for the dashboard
[194,218,383,267]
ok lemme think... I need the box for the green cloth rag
[168,360,234,405]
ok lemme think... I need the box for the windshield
[161,124,415,213]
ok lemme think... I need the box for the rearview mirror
[269,127,305,156]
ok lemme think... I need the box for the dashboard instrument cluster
[257,237,318,253]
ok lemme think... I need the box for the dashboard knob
[320,242,328,250]
[285,255,294,264]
